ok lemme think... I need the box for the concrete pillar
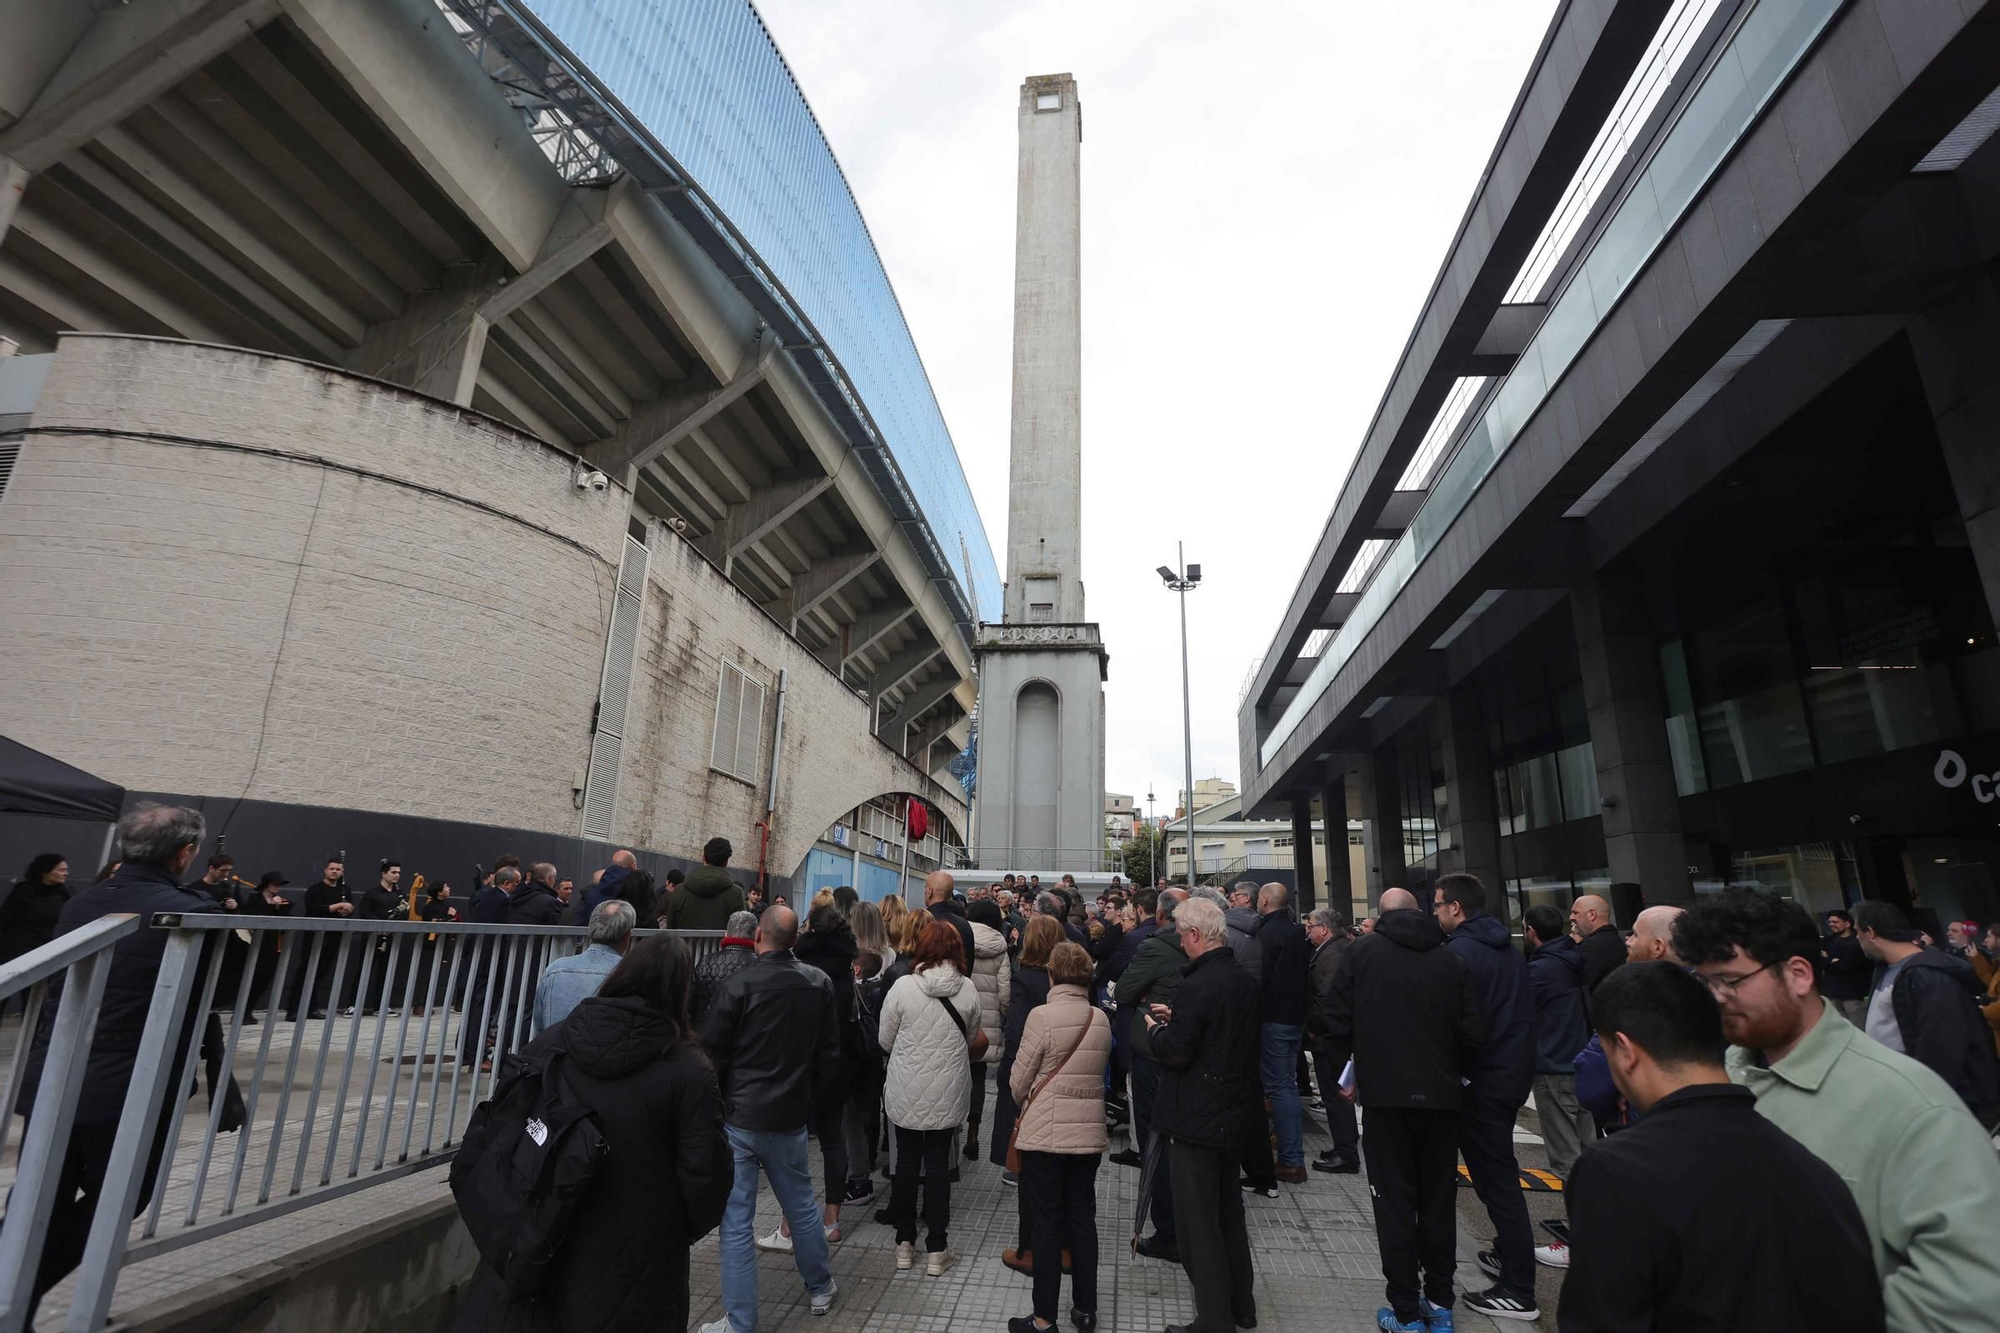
[1321,776,1355,921]
[1910,270,2000,632]
[0,158,26,246]
[1357,744,1405,902]
[1437,688,1505,906]
[1572,565,1691,905]
[1288,795,1317,915]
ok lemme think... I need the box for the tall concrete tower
[973,73,1108,875]
[1005,73,1084,625]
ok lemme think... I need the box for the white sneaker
[1535,1241,1570,1268]
[895,1241,916,1270]
[754,1227,792,1253]
[810,1280,838,1316]
[925,1248,956,1277]
[696,1320,737,1333]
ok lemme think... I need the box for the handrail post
[60,930,200,1333]
[0,947,117,1333]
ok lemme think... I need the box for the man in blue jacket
[1432,873,1538,1322]
[1522,904,1592,1272]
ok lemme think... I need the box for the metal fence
[0,916,722,1332]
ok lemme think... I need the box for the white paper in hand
[1338,1059,1356,1093]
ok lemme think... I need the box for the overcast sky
[759,0,1557,815]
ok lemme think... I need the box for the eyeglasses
[1698,959,1778,997]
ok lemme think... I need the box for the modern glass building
[1238,0,2000,933]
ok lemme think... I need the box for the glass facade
[1263,0,1844,768]
[503,0,1001,620]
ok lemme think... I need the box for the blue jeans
[1260,1022,1305,1168]
[720,1124,834,1333]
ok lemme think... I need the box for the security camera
[574,468,609,493]
[665,515,689,534]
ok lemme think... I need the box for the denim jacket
[531,943,625,1037]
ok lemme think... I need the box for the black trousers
[22,1114,174,1317]
[967,1063,988,1129]
[1168,1139,1256,1333]
[890,1125,953,1250]
[281,933,338,1019]
[1361,1106,1459,1321]
[1021,1151,1100,1320]
[1239,1093,1276,1185]
[1459,1094,1535,1296]
[1312,1042,1360,1163]
[1129,1056,1175,1242]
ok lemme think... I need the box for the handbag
[1005,1017,1095,1174]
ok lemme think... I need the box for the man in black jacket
[1252,882,1312,1183]
[459,866,518,1067]
[1435,873,1539,1322]
[1567,894,1625,989]
[1820,908,1870,1026]
[1524,905,1593,1185]
[1145,897,1261,1333]
[14,804,230,1319]
[1561,962,1882,1331]
[924,869,977,969]
[692,910,759,1024]
[1324,887,1485,1333]
[283,857,352,1021]
[699,905,841,1329]
[1119,888,1189,1258]
[1854,900,2000,1124]
[1303,906,1359,1173]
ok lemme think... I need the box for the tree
[1119,823,1164,885]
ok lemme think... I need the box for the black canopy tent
[0,737,124,823]
[0,737,125,874]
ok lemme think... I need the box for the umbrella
[1131,1125,1167,1249]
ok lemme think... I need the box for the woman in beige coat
[1005,942,1110,1333]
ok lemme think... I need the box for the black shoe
[1234,1314,1257,1330]
[842,1178,874,1204]
[1239,1178,1278,1199]
[1463,1286,1539,1321]
[1476,1249,1502,1280]
[1007,1319,1050,1333]
[1312,1156,1360,1174]
[875,1207,896,1226]
[1133,1234,1179,1263]
[964,1138,980,1160]
[306,1010,327,1021]
[1108,1148,1143,1168]
[1072,1310,1096,1331]
[242,1013,260,1026]
[950,1166,960,1183]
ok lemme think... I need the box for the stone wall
[0,335,962,877]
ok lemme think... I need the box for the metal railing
[0,916,722,1331]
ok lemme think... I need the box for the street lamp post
[1146,787,1156,883]
[1157,545,1201,886]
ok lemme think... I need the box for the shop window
[1794,570,1945,764]
[1659,640,1709,795]
[1687,598,1815,786]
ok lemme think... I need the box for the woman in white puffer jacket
[964,900,1012,1159]
[880,918,981,1276]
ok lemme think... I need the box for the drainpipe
[757,669,788,891]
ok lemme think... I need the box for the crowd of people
[12,817,2000,1331]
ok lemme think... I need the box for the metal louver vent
[711,658,766,785]
[582,536,650,838]
[0,441,19,503]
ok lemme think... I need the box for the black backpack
[449,1045,610,1297]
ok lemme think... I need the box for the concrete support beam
[764,550,880,634]
[893,688,961,756]
[1911,268,2000,633]
[344,252,508,404]
[1357,744,1405,901]
[1321,776,1355,918]
[280,0,564,272]
[1436,688,1503,900]
[0,157,27,247]
[696,473,834,575]
[1315,592,1360,629]
[1367,490,1426,538]
[0,0,280,172]
[604,185,759,383]
[591,329,772,478]
[842,603,917,669]
[476,188,617,325]
[868,643,943,707]
[1573,563,1690,905]
[1289,795,1317,915]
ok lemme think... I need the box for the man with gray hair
[1144,895,1261,1330]
[531,900,635,1036]
[1304,907,1360,1173]
[18,804,232,1318]
[694,909,761,1024]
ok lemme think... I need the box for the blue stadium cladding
[498,0,1003,627]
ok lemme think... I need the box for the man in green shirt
[1674,891,2000,1331]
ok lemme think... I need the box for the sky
[757,0,1558,814]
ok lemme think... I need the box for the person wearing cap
[237,872,294,1018]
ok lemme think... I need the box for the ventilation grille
[582,535,650,838]
[0,440,18,504]
[711,657,767,785]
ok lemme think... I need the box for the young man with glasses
[1673,890,2000,1332]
